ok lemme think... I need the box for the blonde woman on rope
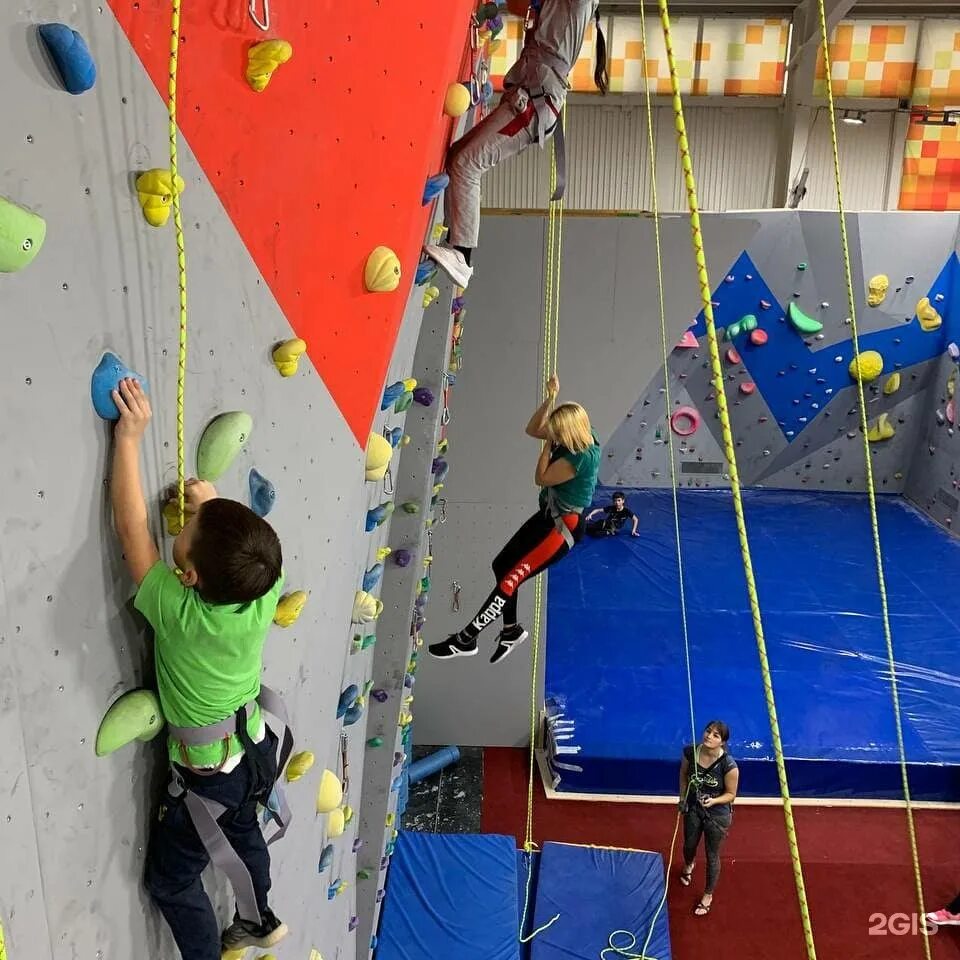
[429,374,600,664]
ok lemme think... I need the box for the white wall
[482,101,906,213]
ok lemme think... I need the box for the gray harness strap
[545,487,578,550]
[166,685,293,923]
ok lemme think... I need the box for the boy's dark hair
[191,498,283,604]
[613,492,625,501]
[704,720,730,744]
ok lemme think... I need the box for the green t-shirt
[134,561,284,767]
[539,431,601,513]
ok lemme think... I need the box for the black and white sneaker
[221,908,289,951]
[490,625,529,664]
[423,244,473,289]
[428,633,478,659]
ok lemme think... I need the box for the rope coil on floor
[655,1,818,956]
[167,0,189,526]
[814,0,930,952]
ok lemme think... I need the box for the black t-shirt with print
[683,745,737,813]
[603,504,635,528]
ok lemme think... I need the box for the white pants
[446,87,560,249]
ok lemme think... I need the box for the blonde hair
[548,403,593,453]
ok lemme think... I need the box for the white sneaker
[424,244,473,288]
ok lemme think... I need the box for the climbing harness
[167,0,188,528]
[166,686,295,924]
[656,0,818,956]
[814,0,930,952]
[248,0,270,31]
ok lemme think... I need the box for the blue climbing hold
[248,468,276,518]
[39,24,96,95]
[337,684,359,718]
[415,261,438,286]
[388,427,404,448]
[344,702,365,726]
[319,844,334,871]
[362,563,384,592]
[432,458,449,482]
[480,80,494,103]
[381,381,406,410]
[422,173,449,206]
[366,502,394,532]
[91,352,148,420]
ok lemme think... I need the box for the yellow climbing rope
[168,0,189,527]
[623,2,698,955]
[519,111,567,946]
[656,2,818,957]
[814,3,930,953]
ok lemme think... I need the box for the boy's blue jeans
[144,729,278,960]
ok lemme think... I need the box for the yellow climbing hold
[364,246,401,293]
[431,223,448,243]
[274,591,307,627]
[866,274,889,307]
[917,297,942,332]
[271,338,306,377]
[221,949,246,960]
[948,373,956,399]
[163,498,184,536]
[285,751,315,782]
[309,952,324,960]
[883,373,901,396]
[352,590,384,623]
[328,806,346,838]
[423,285,440,308]
[402,377,418,391]
[316,769,343,814]
[443,82,470,118]
[365,432,393,482]
[848,350,883,383]
[246,39,293,92]
[1,918,7,960]
[867,413,895,442]
[343,804,354,824]
[377,546,392,562]
[136,169,185,227]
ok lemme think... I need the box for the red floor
[482,747,960,960]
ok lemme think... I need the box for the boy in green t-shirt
[110,378,287,959]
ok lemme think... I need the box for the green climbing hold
[724,322,742,341]
[0,196,46,273]
[357,869,372,881]
[95,689,164,757]
[401,501,420,514]
[788,302,823,335]
[797,262,807,271]
[197,411,253,480]
[394,391,414,413]
[353,634,376,652]
[367,737,384,748]
[740,314,758,332]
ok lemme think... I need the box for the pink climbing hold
[725,347,741,365]
[948,399,956,426]
[670,406,701,437]
[749,329,768,346]
[676,330,698,349]
[739,382,756,396]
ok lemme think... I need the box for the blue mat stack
[376,832,671,960]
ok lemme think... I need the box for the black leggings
[459,507,580,641]
[683,805,732,894]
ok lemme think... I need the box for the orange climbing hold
[749,329,768,346]
[739,382,756,396]
[725,347,741,365]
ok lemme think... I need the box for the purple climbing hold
[413,386,435,406]
[353,838,364,852]
[349,916,359,932]
[451,296,465,314]
[371,688,389,703]
[393,548,412,567]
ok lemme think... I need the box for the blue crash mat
[530,842,672,960]
[377,831,520,960]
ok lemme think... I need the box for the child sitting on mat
[585,492,638,537]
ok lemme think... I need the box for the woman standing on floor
[678,720,739,917]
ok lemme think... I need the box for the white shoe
[424,244,473,288]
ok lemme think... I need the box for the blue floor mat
[545,487,960,799]
[377,832,520,960]
[530,842,671,960]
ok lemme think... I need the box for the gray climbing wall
[0,5,458,960]
[417,210,960,747]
